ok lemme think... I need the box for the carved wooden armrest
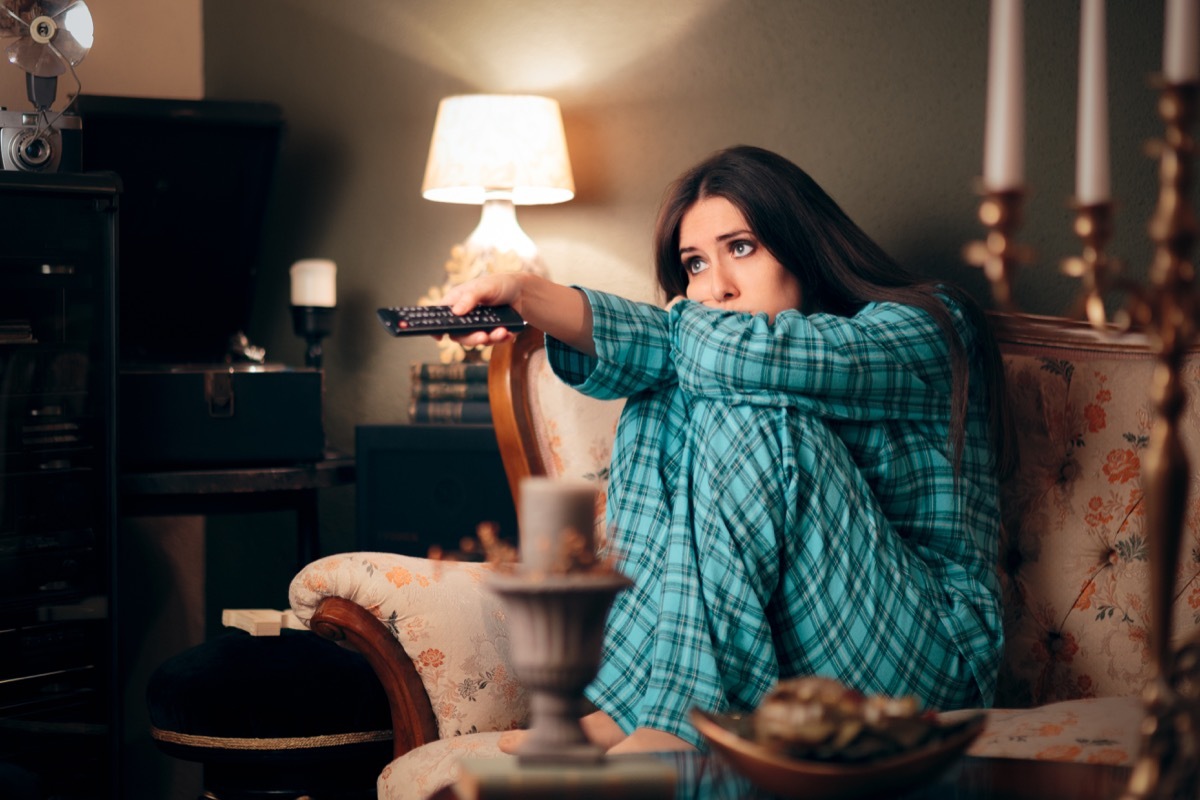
[309,596,438,759]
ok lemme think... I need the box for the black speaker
[355,425,518,557]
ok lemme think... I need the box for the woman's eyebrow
[679,229,754,256]
[716,228,753,242]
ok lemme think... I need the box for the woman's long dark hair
[653,145,1013,475]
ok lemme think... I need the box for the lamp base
[421,196,550,364]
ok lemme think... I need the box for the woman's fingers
[445,327,517,348]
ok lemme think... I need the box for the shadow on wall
[259,135,350,275]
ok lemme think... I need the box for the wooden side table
[355,424,518,557]
[119,450,356,568]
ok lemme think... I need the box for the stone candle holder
[488,477,631,764]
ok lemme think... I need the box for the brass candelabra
[968,79,1200,800]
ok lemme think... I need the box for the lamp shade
[421,94,575,206]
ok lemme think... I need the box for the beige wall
[0,0,202,107]
[202,0,1165,470]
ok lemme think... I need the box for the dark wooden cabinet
[0,171,119,799]
[356,424,518,557]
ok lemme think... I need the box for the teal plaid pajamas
[546,289,1003,747]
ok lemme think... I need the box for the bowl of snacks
[690,677,986,799]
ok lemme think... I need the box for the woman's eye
[685,257,708,276]
[731,240,755,257]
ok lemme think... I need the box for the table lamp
[419,94,574,361]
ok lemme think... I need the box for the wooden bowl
[689,708,985,800]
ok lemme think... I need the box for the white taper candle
[1077,0,1111,204]
[984,0,1025,190]
[1165,0,1200,83]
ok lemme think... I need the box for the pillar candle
[1076,0,1110,204]
[984,0,1025,190]
[519,477,596,574]
[1164,0,1200,83]
[290,259,337,307]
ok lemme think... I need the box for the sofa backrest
[492,314,1200,710]
[991,312,1200,706]
[505,341,623,542]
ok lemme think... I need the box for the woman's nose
[709,262,737,300]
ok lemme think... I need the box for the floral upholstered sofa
[289,313,1200,798]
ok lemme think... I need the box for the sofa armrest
[309,596,439,758]
[290,553,530,745]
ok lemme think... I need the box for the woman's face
[680,196,803,321]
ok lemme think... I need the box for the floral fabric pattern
[996,342,1200,707]
[289,553,529,739]
[942,696,1141,764]
[526,346,624,543]
[377,731,507,799]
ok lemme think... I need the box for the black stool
[147,629,392,800]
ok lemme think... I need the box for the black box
[119,366,324,467]
[355,424,517,557]
[75,95,285,365]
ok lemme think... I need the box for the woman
[442,145,1011,754]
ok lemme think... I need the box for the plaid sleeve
[545,287,675,400]
[669,299,962,423]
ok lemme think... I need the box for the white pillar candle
[1076,0,1111,204]
[290,259,337,307]
[519,477,596,574]
[1164,0,1200,83]
[984,0,1025,190]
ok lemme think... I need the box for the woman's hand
[439,273,528,348]
[440,272,597,356]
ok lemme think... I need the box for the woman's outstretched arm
[441,272,595,356]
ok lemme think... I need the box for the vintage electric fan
[0,0,91,171]
[1,0,93,109]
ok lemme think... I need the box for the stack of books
[0,319,35,344]
[409,361,492,424]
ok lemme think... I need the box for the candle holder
[1059,201,1144,331]
[483,478,632,765]
[963,187,1032,311]
[971,77,1200,800]
[487,571,632,764]
[1116,77,1200,800]
[291,305,335,369]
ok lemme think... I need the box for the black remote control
[376,305,528,337]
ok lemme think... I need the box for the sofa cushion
[945,696,1142,764]
[377,731,507,800]
[993,314,1200,706]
